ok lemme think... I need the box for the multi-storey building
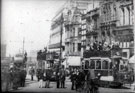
[49,0,134,67]
[86,8,101,45]
[64,0,92,59]
[60,0,92,67]
[65,7,82,56]
[81,1,100,57]
[100,0,134,59]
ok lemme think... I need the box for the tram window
[90,60,95,69]
[96,60,101,69]
[85,60,89,69]
[110,62,113,69]
[102,60,108,69]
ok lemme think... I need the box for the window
[125,7,129,25]
[120,8,124,26]
[96,60,101,69]
[102,60,108,69]
[90,60,95,69]
[113,7,116,20]
[73,43,75,52]
[127,6,130,25]
[78,43,81,51]
[122,8,125,25]
[84,30,86,35]
[85,60,89,69]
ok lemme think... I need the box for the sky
[1,0,67,56]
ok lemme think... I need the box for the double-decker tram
[81,46,133,88]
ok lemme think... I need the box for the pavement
[9,75,135,93]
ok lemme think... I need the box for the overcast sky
[1,0,67,56]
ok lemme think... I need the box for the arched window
[114,7,116,20]
[122,8,125,25]
[120,8,124,26]
[125,7,129,25]
[127,6,130,25]
[129,5,133,25]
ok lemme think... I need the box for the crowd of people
[87,41,120,51]
[69,67,99,92]
[84,41,120,57]
[34,66,99,92]
[6,65,27,90]
[35,67,66,89]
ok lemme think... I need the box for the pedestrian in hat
[39,70,44,88]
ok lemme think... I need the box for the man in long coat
[60,68,66,88]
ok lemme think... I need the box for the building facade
[100,0,134,59]
[64,0,92,58]
[48,0,134,66]
[81,1,100,57]
[64,6,82,56]
[48,7,66,59]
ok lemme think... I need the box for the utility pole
[133,0,135,84]
[59,13,63,69]
[133,0,135,59]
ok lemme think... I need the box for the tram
[81,48,133,88]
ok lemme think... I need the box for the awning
[129,55,135,63]
[66,56,81,66]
